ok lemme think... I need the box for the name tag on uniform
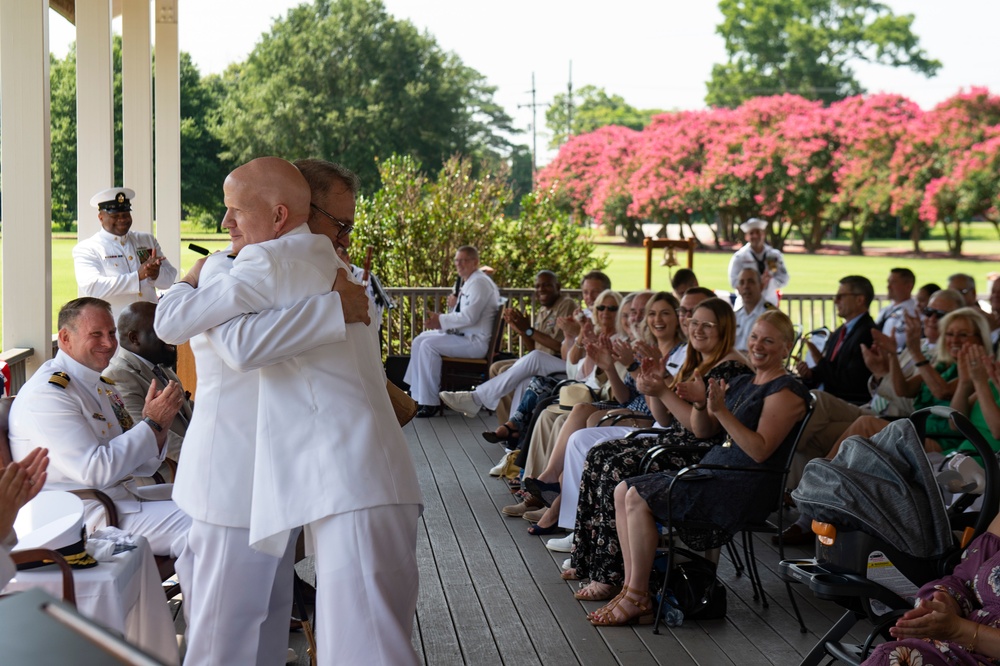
[103,255,124,260]
[92,412,107,421]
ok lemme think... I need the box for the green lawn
[0,227,995,348]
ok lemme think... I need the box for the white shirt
[437,269,501,341]
[735,300,774,351]
[876,297,918,351]
[73,229,177,318]
[727,243,789,306]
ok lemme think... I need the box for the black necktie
[152,365,170,387]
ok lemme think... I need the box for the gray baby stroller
[780,407,1000,665]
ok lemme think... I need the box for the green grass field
[1,223,996,347]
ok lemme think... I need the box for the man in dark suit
[797,275,877,404]
[105,301,192,470]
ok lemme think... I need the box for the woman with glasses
[562,299,752,600]
[483,290,623,448]
[590,310,809,626]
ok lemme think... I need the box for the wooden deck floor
[356,410,867,666]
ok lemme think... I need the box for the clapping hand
[0,447,49,539]
[632,340,662,365]
[861,342,889,377]
[889,591,964,642]
[675,369,707,406]
[586,335,615,371]
[705,377,728,417]
[636,356,668,395]
[901,310,924,353]
[611,337,635,366]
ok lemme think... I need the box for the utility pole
[567,61,573,143]
[518,72,540,187]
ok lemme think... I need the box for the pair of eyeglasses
[922,307,948,319]
[596,305,619,312]
[310,203,354,239]
[833,292,862,301]
[688,320,718,331]
[676,307,691,317]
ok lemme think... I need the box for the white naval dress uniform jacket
[73,229,178,318]
[154,250,350,529]
[404,268,501,405]
[8,351,167,530]
[159,226,423,554]
[727,242,789,306]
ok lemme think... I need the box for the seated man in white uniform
[733,268,775,352]
[9,298,189,557]
[73,188,177,319]
[405,245,501,417]
[439,270,576,419]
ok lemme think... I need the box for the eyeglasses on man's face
[310,203,354,239]
[833,292,862,301]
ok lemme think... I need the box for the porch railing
[1,291,888,393]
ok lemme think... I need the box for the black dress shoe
[773,523,813,546]
[415,405,441,418]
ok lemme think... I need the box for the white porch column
[122,0,154,235]
[75,0,116,241]
[154,0,181,267]
[0,0,52,371]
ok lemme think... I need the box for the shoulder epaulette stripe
[99,376,115,385]
[48,372,70,389]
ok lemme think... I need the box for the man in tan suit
[105,302,192,468]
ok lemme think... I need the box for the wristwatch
[524,327,534,338]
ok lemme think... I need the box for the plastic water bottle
[661,592,685,627]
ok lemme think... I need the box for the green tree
[355,154,605,289]
[214,0,516,193]
[706,0,941,108]
[47,38,228,230]
[546,85,661,148]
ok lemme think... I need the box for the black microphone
[188,243,210,256]
[453,276,463,296]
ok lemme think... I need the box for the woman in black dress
[590,310,809,625]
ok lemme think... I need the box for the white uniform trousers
[474,350,565,411]
[88,499,191,558]
[558,427,641,529]
[175,520,297,666]
[405,331,487,406]
[308,504,421,666]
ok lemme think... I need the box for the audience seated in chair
[591,311,808,626]
[559,298,752,600]
[439,270,576,421]
[8,298,190,558]
[103,302,193,477]
[405,245,501,417]
[796,275,877,405]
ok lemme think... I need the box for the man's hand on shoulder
[332,267,371,326]
[180,256,209,288]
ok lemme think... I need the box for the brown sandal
[560,568,579,581]
[589,586,654,626]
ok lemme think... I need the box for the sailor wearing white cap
[73,187,177,319]
[727,217,790,306]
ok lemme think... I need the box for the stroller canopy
[791,418,953,558]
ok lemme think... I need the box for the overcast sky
[49,1,1000,164]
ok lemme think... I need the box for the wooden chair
[0,396,179,600]
[439,298,507,392]
[7,549,77,606]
